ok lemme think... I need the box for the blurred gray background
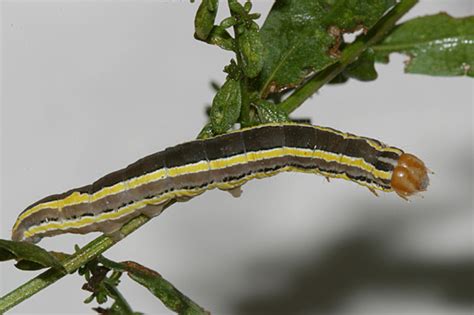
[1,1,473,314]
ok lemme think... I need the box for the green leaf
[239,29,265,78]
[258,0,396,96]
[328,48,378,84]
[344,48,378,81]
[228,0,246,16]
[80,257,142,314]
[210,78,242,134]
[328,73,350,84]
[197,122,215,139]
[373,13,474,77]
[204,26,235,51]
[194,0,219,40]
[122,261,209,315]
[0,239,65,271]
[102,281,138,315]
[253,100,289,123]
[95,257,208,314]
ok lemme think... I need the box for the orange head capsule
[391,153,430,199]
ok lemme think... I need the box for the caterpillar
[11,123,430,243]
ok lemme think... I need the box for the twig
[0,215,149,313]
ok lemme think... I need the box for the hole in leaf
[343,28,364,43]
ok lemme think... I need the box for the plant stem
[118,260,210,315]
[0,215,150,313]
[280,0,418,114]
[103,280,136,314]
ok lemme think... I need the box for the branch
[0,215,149,313]
[106,259,210,315]
[280,0,419,114]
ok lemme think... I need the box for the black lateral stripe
[203,131,246,160]
[313,127,334,152]
[379,150,403,160]
[125,151,166,180]
[283,125,316,150]
[158,160,389,195]
[313,127,394,166]
[164,140,207,168]
[344,138,379,165]
[242,125,284,152]
[318,128,349,153]
[287,158,391,189]
[375,160,395,172]
[358,135,385,148]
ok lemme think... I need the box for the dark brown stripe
[203,131,246,160]
[20,124,401,214]
[242,125,284,152]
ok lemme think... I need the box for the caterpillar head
[391,153,430,199]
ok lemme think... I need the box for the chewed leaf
[258,0,396,96]
[0,239,65,271]
[374,13,474,77]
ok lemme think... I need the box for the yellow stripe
[23,162,392,240]
[167,160,209,177]
[128,169,167,189]
[15,138,395,230]
[255,147,392,180]
[23,187,207,239]
[209,154,247,169]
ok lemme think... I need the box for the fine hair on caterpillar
[11,123,430,243]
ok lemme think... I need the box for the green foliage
[374,13,474,76]
[124,263,209,315]
[80,258,143,315]
[83,256,209,315]
[238,29,264,78]
[331,48,379,83]
[0,239,65,271]
[252,100,289,124]
[205,26,234,51]
[210,72,242,134]
[257,0,396,96]
[344,48,379,81]
[194,0,219,40]
[197,122,215,139]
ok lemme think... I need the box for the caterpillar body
[12,123,430,243]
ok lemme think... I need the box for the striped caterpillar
[12,123,430,243]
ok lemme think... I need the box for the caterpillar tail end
[391,153,430,200]
[11,227,41,244]
[11,221,25,242]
